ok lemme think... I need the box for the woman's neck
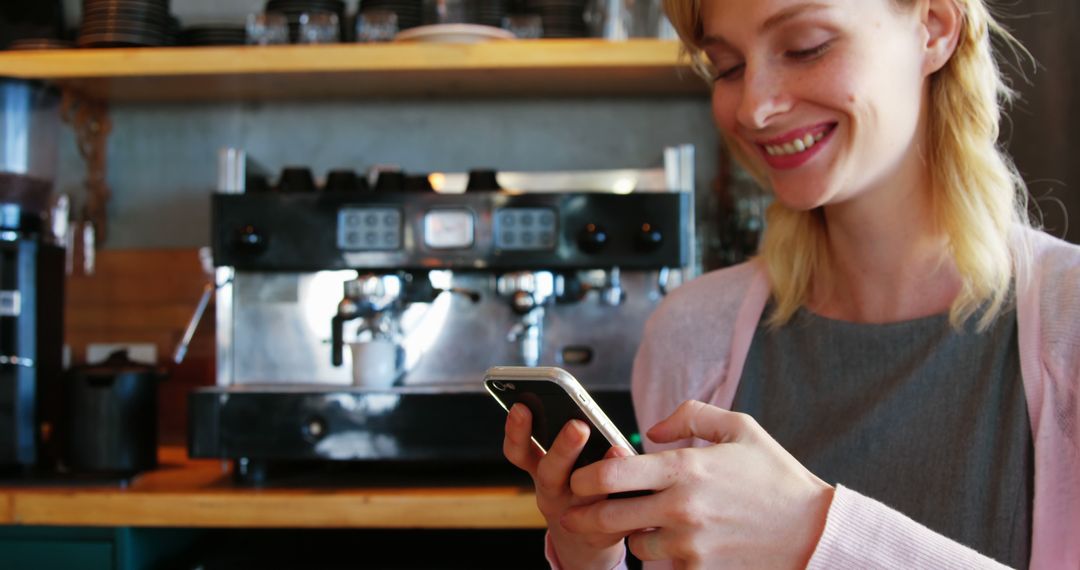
[808,169,962,324]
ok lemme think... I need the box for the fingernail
[571,420,588,442]
[509,404,524,422]
[613,446,632,457]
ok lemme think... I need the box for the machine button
[636,223,664,253]
[233,225,268,255]
[338,207,402,250]
[577,223,608,254]
[302,417,327,442]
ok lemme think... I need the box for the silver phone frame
[483,365,638,455]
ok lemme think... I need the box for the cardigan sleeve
[807,485,1013,569]
[544,531,628,570]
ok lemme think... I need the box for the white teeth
[765,130,827,157]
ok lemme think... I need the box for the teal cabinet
[0,527,196,570]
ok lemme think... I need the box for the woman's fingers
[535,419,590,497]
[561,489,664,535]
[647,400,756,445]
[627,529,676,562]
[570,450,683,497]
[503,404,541,476]
[604,445,633,460]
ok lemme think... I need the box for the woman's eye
[787,41,831,61]
[713,63,745,82]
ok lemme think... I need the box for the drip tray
[188,387,638,465]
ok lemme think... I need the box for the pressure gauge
[423,209,475,249]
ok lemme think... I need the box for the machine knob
[234,225,268,255]
[635,223,664,253]
[465,169,501,192]
[374,172,405,192]
[403,174,434,192]
[277,167,316,193]
[577,223,609,254]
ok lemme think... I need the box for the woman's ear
[922,0,963,75]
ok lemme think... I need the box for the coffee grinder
[0,78,65,472]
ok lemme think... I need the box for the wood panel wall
[1003,0,1080,243]
[65,249,215,444]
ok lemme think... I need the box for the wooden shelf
[0,448,545,529]
[0,39,707,102]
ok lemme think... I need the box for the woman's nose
[735,67,792,130]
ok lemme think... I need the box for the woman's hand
[502,403,631,570]
[561,400,835,570]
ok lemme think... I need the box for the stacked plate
[8,39,75,50]
[359,0,423,30]
[525,0,587,37]
[180,26,246,46]
[79,0,175,47]
[265,0,347,42]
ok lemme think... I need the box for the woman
[503,0,1080,568]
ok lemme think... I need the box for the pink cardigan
[547,228,1079,569]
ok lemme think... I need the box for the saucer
[393,23,515,43]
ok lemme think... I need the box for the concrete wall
[55,98,719,249]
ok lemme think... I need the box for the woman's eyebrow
[700,2,831,48]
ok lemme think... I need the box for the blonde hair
[665,0,1033,330]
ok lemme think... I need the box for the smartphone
[484,366,637,470]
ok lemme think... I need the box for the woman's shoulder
[1027,225,1080,261]
[645,259,766,337]
[633,260,767,426]
[1021,227,1080,304]
[1018,228,1080,383]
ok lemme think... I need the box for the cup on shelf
[246,12,290,45]
[585,0,633,41]
[298,11,340,44]
[501,14,543,39]
[355,9,399,43]
[430,0,467,24]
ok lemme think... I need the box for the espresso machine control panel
[213,192,688,271]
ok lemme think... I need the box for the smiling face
[703,0,931,211]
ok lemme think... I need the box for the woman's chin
[770,189,830,212]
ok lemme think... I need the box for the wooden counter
[0,448,545,529]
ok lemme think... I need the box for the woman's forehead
[701,0,837,27]
[699,0,886,42]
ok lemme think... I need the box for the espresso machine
[189,146,695,482]
[0,78,65,473]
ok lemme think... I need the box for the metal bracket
[60,89,112,245]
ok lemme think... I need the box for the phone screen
[488,379,614,470]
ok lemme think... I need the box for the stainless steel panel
[223,270,665,390]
